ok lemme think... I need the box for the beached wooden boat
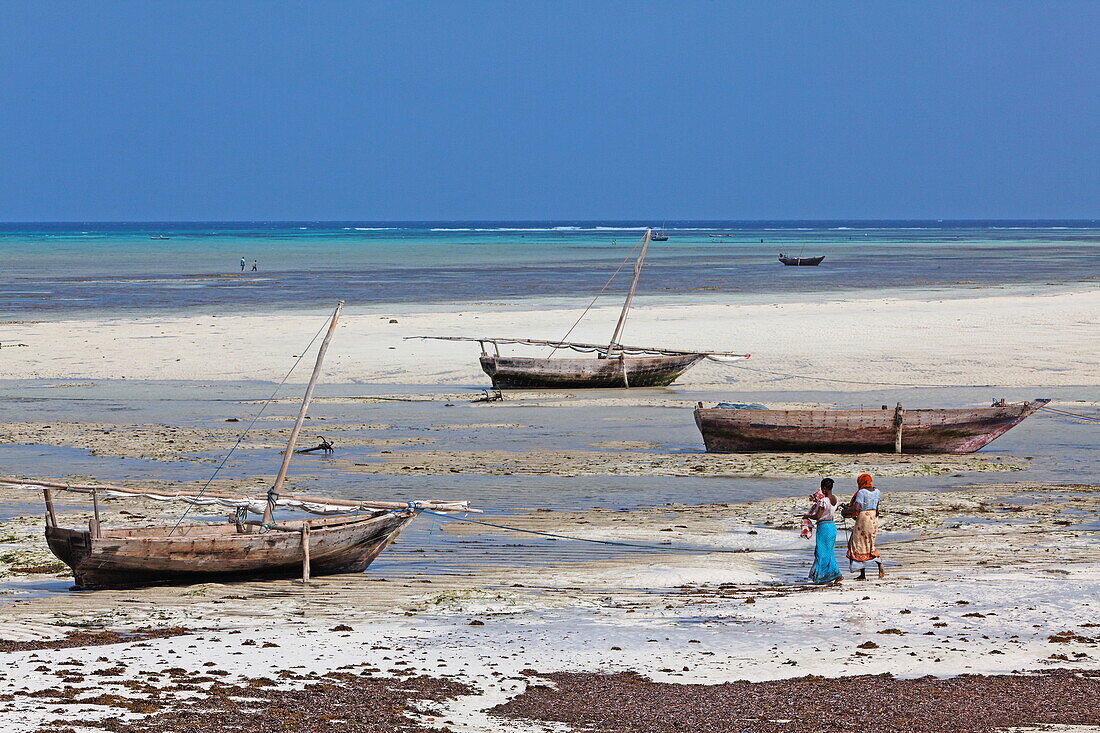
[36,494,419,589]
[778,254,824,266]
[479,351,704,389]
[409,229,750,388]
[694,400,1049,454]
[5,302,471,590]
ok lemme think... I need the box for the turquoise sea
[1,221,1098,316]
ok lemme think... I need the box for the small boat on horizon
[409,228,750,389]
[693,399,1049,454]
[651,231,669,241]
[150,234,170,240]
[778,253,824,266]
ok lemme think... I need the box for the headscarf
[857,473,874,490]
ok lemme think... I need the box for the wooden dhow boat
[694,399,1049,454]
[3,303,471,590]
[409,229,750,388]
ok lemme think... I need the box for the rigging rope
[168,313,333,536]
[546,234,646,360]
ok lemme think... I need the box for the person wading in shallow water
[803,478,842,584]
[251,259,258,271]
[842,473,885,580]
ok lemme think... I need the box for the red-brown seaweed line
[491,669,1100,733]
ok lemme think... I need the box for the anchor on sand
[295,436,334,454]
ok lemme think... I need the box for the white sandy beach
[1,288,1097,391]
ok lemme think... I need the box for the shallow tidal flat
[347,447,1022,478]
[0,416,1024,477]
[0,375,1096,731]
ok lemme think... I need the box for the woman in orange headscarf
[843,473,884,580]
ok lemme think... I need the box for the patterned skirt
[846,510,880,571]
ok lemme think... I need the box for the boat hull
[45,511,414,590]
[694,400,1048,454]
[779,256,824,266]
[479,354,704,389]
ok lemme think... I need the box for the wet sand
[346,446,1022,478]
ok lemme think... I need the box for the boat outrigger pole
[606,228,652,355]
[263,301,344,523]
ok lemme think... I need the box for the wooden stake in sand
[301,523,311,583]
[894,403,905,454]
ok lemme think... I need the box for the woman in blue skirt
[804,478,842,584]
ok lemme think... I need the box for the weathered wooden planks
[479,353,705,389]
[694,400,1049,454]
[45,512,414,590]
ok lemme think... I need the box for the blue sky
[0,1,1096,221]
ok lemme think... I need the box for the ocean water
[1,221,1098,316]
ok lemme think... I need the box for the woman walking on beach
[804,478,842,584]
[844,473,884,580]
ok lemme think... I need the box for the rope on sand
[1038,405,1100,423]
[418,510,1100,555]
[417,509,800,554]
[720,362,1000,388]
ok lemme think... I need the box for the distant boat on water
[778,253,824,266]
[410,228,750,388]
[694,400,1049,454]
[150,234,170,240]
[650,231,669,241]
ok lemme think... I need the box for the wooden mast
[607,228,652,355]
[263,301,344,523]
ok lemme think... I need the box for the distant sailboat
[410,229,750,388]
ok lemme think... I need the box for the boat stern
[44,525,92,576]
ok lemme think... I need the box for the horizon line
[1,218,1098,226]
